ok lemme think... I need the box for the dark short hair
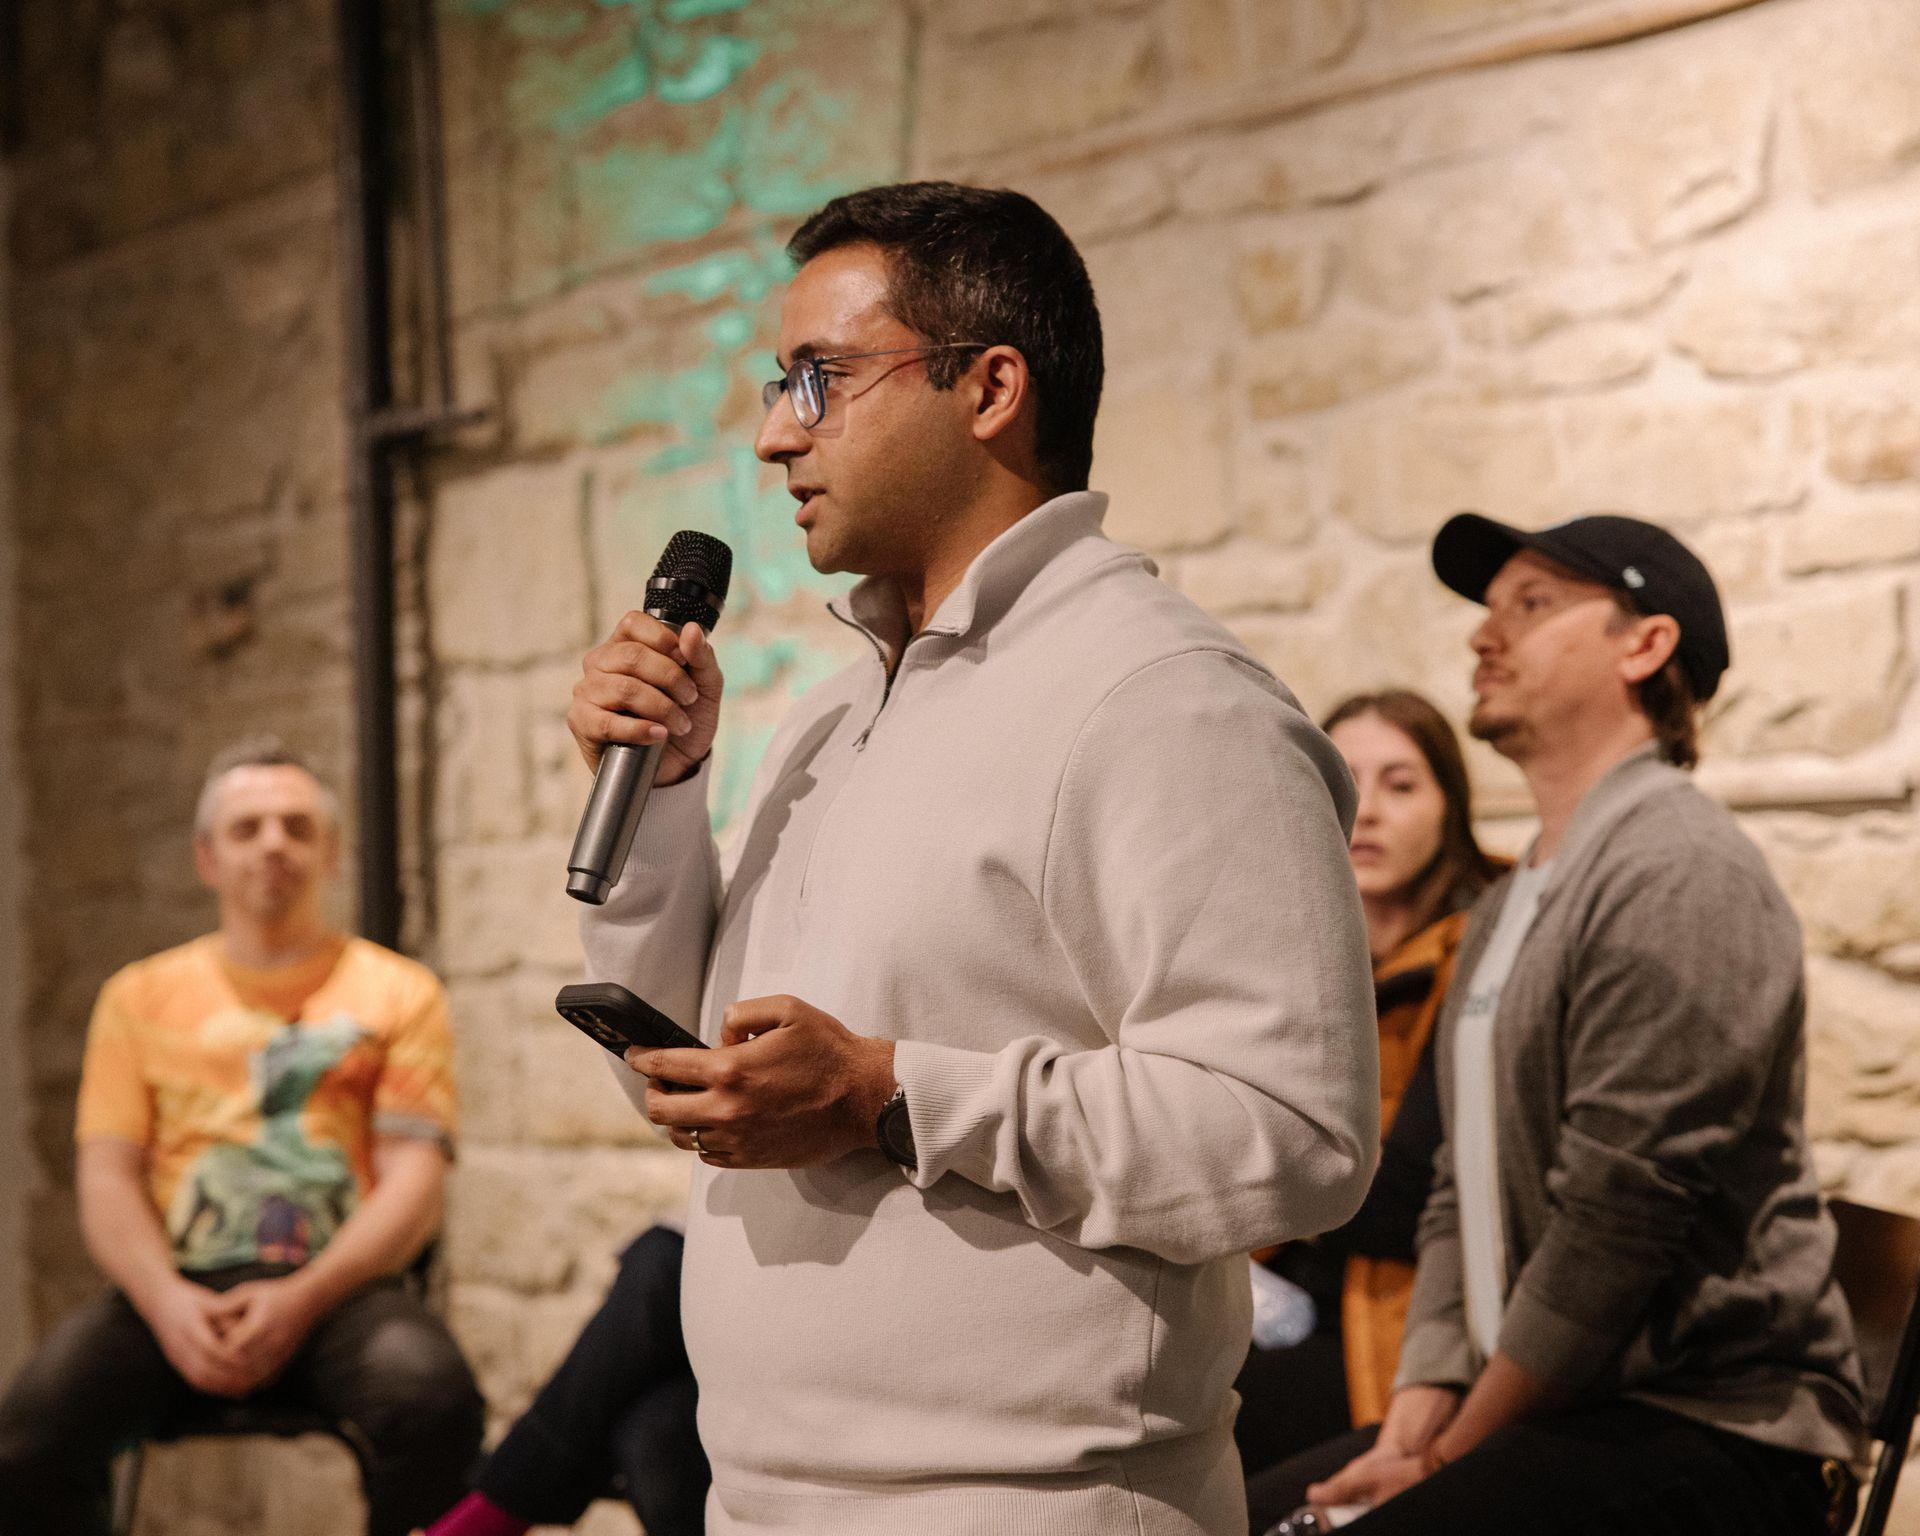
[1322,689,1503,933]
[787,181,1104,493]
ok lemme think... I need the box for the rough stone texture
[1557,395,1810,524]
[1331,403,1560,543]
[1673,214,1920,380]
[1825,396,1920,486]
[11,0,1920,1531]
[917,11,1167,162]
[1785,0,1920,198]
[430,461,596,667]
[1717,582,1908,757]
[1245,314,1445,417]
[1094,384,1236,551]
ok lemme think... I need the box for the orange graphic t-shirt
[75,934,457,1274]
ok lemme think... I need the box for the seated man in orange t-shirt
[0,740,483,1536]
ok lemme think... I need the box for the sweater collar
[1530,742,1682,908]
[828,491,1112,654]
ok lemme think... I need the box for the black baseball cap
[1431,512,1731,701]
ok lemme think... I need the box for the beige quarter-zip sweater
[582,492,1379,1536]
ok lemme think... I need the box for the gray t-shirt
[1454,857,1555,1362]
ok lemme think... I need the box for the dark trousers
[477,1226,708,1536]
[0,1267,484,1536]
[1246,1400,1848,1536]
[1233,1331,1352,1485]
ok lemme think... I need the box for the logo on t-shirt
[170,1015,369,1270]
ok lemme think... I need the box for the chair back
[1829,1197,1920,1536]
[1830,1199,1920,1430]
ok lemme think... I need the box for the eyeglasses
[760,343,988,430]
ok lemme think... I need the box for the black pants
[0,1267,484,1536]
[1246,1400,1848,1536]
[477,1226,708,1536]
[1233,1331,1352,1486]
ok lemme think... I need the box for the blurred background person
[0,741,482,1536]
[1236,690,1500,1488]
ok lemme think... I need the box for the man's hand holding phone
[626,995,897,1170]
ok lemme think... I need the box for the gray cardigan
[1396,747,1867,1462]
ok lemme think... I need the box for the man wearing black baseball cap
[1249,514,1865,1536]
[1433,511,1730,768]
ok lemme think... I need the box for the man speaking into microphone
[565,181,1378,1536]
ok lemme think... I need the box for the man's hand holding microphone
[567,612,722,786]
[566,610,901,1171]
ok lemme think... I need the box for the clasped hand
[149,1273,322,1399]
[1303,1383,1462,1513]
[626,994,897,1170]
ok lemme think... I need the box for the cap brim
[1432,513,1531,604]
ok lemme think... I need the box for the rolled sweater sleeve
[579,765,722,1115]
[1497,836,1804,1390]
[894,651,1380,1265]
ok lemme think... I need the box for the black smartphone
[555,982,708,1057]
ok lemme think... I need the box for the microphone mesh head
[647,531,733,631]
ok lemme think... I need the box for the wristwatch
[875,1085,916,1170]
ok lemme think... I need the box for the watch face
[878,1095,916,1168]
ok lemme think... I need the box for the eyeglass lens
[761,362,825,429]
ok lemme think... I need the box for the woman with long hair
[1237,690,1501,1495]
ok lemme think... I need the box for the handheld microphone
[566,530,733,905]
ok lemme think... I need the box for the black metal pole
[335,0,402,950]
[405,0,457,412]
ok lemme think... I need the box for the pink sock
[424,1491,531,1536]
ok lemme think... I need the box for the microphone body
[566,532,733,905]
[565,738,667,905]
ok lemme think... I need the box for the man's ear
[193,834,217,891]
[1618,612,1681,687]
[970,344,1031,449]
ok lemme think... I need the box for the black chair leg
[1857,1262,1920,1536]
[1857,1439,1903,1536]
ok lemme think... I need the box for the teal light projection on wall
[449,0,904,830]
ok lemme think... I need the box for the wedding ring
[690,1128,704,1154]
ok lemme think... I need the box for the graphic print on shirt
[167,1014,368,1270]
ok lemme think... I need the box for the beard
[1467,698,1530,759]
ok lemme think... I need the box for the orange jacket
[1340,910,1469,1425]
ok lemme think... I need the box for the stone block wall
[5,0,1920,1532]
